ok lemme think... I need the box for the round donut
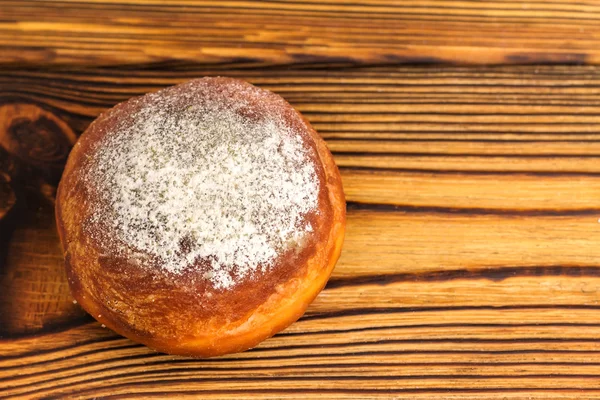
[56,77,346,357]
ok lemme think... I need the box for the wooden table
[2,1,600,398]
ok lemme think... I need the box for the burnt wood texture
[2,1,600,399]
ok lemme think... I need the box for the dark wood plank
[1,1,600,66]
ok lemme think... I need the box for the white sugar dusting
[86,79,319,289]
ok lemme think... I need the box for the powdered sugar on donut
[86,79,320,289]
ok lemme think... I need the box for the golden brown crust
[56,78,345,357]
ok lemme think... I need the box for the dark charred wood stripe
[326,266,600,289]
[3,62,597,75]
[6,64,600,79]
[280,322,600,337]
[307,111,600,116]
[333,151,600,158]
[330,138,600,143]
[346,202,600,217]
[339,165,600,177]
[302,305,600,322]
[4,78,600,95]
[322,130,600,135]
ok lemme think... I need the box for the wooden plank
[342,169,600,210]
[6,303,600,397]
[1,1,600,66]
[337,211,600,277]
[2,64,600,398]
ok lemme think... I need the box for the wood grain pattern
[2,0,600,66]
[0,102,85,338]
[1,62,600,398]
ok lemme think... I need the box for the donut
[55,77,346,357]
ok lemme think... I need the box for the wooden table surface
[2,1,600,399]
